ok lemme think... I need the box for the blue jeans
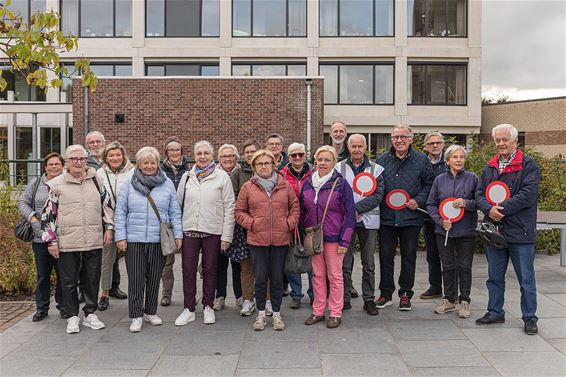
[287,271,313,302]
[486,243,538,322]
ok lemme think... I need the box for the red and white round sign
[486,181,511,206]
[439,197,465,222]
[386,189,410,210]
[353,172,377,197]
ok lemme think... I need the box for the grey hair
[492,124,519,141]
[194,140,215,156]
[392,124,413,137]
[135,146,160,165]
[287,142,306,155]
[347,133,367,147]
[424,131,444,144]
[444,144,467,162]
[64,144,88,159]
[218,144,239,159]
[330,121,346,131]
[85,131,106,144]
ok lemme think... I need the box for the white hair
[347,133,367,147]
[392,124,413,137]
[424,131,444,144]
[64,144,88,159]
[194,140,214,156]
[492,124,519,141]
[287,142,306,155]
[218,144,239,158]
[85,131,106,144]
[444,144,467,162]
[135,146,160,165]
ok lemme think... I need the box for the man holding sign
[335,134,384,315]
[476,124,541,335]
[376,125,434,311]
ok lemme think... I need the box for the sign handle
[444,228,450,247]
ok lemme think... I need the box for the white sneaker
[213,297,225,311]
[143,314,163,326]
[82,313,105,330]
[236,297,244,308]
[240,300,256,316]
[130,318,143,332]
[175,308,195,326]
[265,300,273,316]
[204,306,215,324]
[66,316,80,334]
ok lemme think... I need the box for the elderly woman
[235,149,299,331]
[301,146,356,329]
[18,153,66,322]
[427,145,478,319]
[280,142,314,309]
[41,145,114,334]
[213,144,243,311]
[175,141,235,326]
[115,146,182,332]
[96,142,134,311]
[160,136,191,307]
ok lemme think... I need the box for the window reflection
[145,64,220,76]
[61,0,132,37]
[1,66,46,102]
[233,0,306,37]
[319,65,338,104]
[320,0,393,37]
[408,0,467,37]
[147,0,219,37]
[340,65,373,104]
[340,0,373,36]
[232,64,306,77]
[408,64,466,105]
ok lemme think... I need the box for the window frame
[144,62,220,76]
[407,0,468,38]
[231,0,307,38]
[230,62,307,76]
[319,0,395,38]
[145,0,220,38]
[59,0,132,38]
[0,64,47,102]
[407,62,468,106]
[59,62,132,102]
[319,62,395,105]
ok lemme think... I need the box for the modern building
[1,0,481,171]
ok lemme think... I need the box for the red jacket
[280,163,314,198]
[235,173,300,246]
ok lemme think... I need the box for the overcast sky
[482,0,566,100]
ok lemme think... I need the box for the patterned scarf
[195,162,216,182]
[255,172,278,195]
[131,167,166,196]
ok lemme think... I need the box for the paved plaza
[1,252,565,376]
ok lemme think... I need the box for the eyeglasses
[219,154,236,160]
[391,135,411,141]
[426,141,443,146]
[290,153,305,158]
[256,162,273,168]
[68,157,87,164]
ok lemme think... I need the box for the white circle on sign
[389,192,408,208]
[442,201,461,219]
[488,185,508,205]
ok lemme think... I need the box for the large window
[320,0,393,37]
[61,63,132,102]
[6,0,45,21]
[408,63,467,105]
[61,0,131,37]
[233,0,306,37]
[145,63,219,76]
[147,0,219,37]
[1,66,46,101]
[319,63,394,105]
[408,0,467,37]
[232,64,306,76]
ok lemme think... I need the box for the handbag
[477,221,508,249]
[303,178,340,256]
[14,177,42,242]
[285,228,312,274]
[226,224,249,262]
[146,194,178,256]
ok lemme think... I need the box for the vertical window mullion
[113,0,116,37]
[372,65,376,104]
[78,0,82,37]
[164,0,168,37]
[250,0,254,36]
[337,64,341,104]
[372,0,376,36]
[337,0,341,36]
[199,0,203,36]
[286,0,289,36]
[444,65,448,105]
[444,0,448,37]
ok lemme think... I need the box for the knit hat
[164,136,182,157]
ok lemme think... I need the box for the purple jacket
[426,169,479,238]
[299,170,356,248]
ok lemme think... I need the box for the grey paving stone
[463,328,556,352]
[164,330,244,355]
[546,293,566,307]
[409,366,502,376]
[246,319,319,341]
[0,354,76,376]
[148,354,239,376]
[235,368,322,376]
[319,327,397,354]
[239,340,320,369]
[537,318,566,339]
[62,369,150,376]
[0,320,47,343]
[484,351,566,377]
[505,295,566,319]
[386,319,466,340]
[72,342,165,370]
[547,338,566,355]
[449,309,524,329]
[397,340,490,367]
[320,354,410,376]
[0,342,22,358]
[338,311,388,329]
[13,330,103,356]
[99,322,179,343]
[537,281,566,294]
[378,302,444,321]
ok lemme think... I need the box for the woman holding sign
[426,145,478,319]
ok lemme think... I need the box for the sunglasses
[290,153,305,158]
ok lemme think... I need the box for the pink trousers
[311,242,344,318]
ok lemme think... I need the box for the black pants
[343,227,378,303]
[249,245,288,313]
[378,225,420,299]
[58,249,101,317]
[32,242,64,313]
[216,253,242,299]
[423,222,442,294]
[436,235,475,303]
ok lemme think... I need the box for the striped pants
[125,242,165,318]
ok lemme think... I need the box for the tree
[0,0,96,94]
[481,94,511,105]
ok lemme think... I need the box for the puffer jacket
[114,170,183,243]
[235,173,300,246]
[161,157,191,190]
[177,167,235,243]
[18,174,50,243]
[280,162,314,198]
[299,170,356,248]
[230,161,253,197]
[96,161,134,207]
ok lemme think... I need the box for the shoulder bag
[285,227,312,274]
[303,178,340,256]
[146,194,177,256]
[15,177,42,242]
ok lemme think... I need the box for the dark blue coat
[476,149,540,244]
[424,152,448,223]
[376,145,434,227]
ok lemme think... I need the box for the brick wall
[481,97,566,158]
[73,78,324,158]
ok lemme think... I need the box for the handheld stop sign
[485,181,510,206]
[386,189,428,214]
[439,197,465,246]
[353,172,377,197]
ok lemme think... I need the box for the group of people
[19,121,541,336]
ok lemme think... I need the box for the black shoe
[161,296,171,307]
[59,309,69,319]
[399,294,412,311]
[98,296,109,311]
[524,319,538,335]
[350,287,359,299]
[342,301,352,310]
[419,289,443,299]
[475,312,505,325]
[363,301,379,316]
[32,311,48,322]
[109,288,127,300]
[78,291,85,303]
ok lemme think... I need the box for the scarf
[194,162,216,182]
[255,172,278,195]
[131,167,166,196]
[163,158,185,173]
[311,170,333,204]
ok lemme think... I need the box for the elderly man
[420,131,447,299]
[329,121,350,162]
[265,133,288,170]
[336,134,384,315]
[376,125,433,311]
[475,124,540,335]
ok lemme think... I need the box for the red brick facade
[73,78,324,157]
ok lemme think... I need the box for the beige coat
[47,168,114,252]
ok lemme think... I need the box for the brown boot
[304,314,325,325]
[326,317,341,329]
